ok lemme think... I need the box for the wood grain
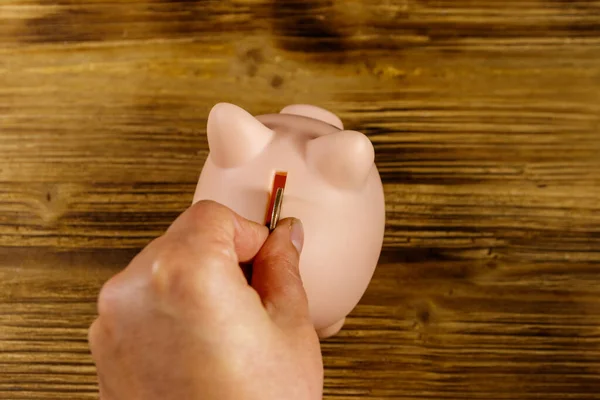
[1,0,600,399]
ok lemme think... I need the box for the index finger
[93,201,270,335]
[167,199,269,264]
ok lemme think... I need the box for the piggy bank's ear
[307,130,375,190]
[207,103,274,168]
[280,104,344,130]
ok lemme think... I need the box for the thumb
[251,218,311,328]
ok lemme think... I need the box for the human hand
[88,200,323,400]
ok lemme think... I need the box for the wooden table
[1,1,600,399]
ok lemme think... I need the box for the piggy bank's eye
[207,103,274,169]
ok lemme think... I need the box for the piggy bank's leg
[280,104,344,130]
[316,318,345,339]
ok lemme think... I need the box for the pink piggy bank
[193,103,385,338]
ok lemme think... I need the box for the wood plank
[1,2,600,184]
[1,183,599,263]
[1,0,600,398]
[1,248,599,399]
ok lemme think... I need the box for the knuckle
[267,252,293,270]
[182,228,232,256]
[88,317,110,351]
[149,241,190,297]
[95,236,168,318]
[87,318,100,346]
[260,251,301,279]
[97,277,120,319]
[191,248,235,291]
[95,281,126,344]
[150,239,233,305]
[192,199,223,211]
[185,200,231,231]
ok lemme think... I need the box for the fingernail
[290,218,304,254]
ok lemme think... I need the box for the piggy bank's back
[193,103,385,337]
